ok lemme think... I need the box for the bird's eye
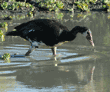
[87,29,92,35]
[87,32,89,35]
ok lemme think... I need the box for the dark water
[0,12,110,92]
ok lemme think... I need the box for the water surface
[0,12,110,92]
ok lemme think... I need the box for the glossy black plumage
[6,19,88,46]
[6,19,94,56]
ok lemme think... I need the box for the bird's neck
[67,30,79,41]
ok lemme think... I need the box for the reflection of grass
[0,22,8,28]
[0,22,8,42]
[0,22,8,31]
[107,15,110,19]
[0,30,5,41]
[55,13,64,20]
[77,13,91,18]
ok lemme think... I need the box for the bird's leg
[25,45,36,56]
[51,47,57,56]
[25,37,33,56]
[25,38,39,56]
[26,36,32,43]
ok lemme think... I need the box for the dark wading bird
[6,19,95,56]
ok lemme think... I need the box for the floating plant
[38,0,64,12]
[27,11,33,17]
[56,1,64,9]
[29,5,35,11]
[74,1,90,12]
[1,2,8,10]
[2,53,11,63]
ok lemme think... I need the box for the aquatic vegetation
[2,53,11,63]
[29,4,35,11]
[89,0,97,4]
[0,0,2,4]
[74,1,90,12]
[54,7,59,12]
[27,11,33,17]
[0,22,8,28]
[103,0,110,4]
[1,1,35,13]
[36,0,40,3]
[20,2,26,7]
[102,5,107,9]
[0,22,8,31]
[16,15,20,20]
[0,23,3,28]
[78,0,97,4]
[8,0,16,2]
[106,3,110,12]
[55,12,64,20]
[0,0,63,14]
[25,3,30,8]
[13,2,19,10]
[67,8,74,12]
[77,13,91,18]
[0,1,36,19]
[9,15,13,20]
[18,15,25,19]
[21,15,25,19]
[12,3,16,10]
[38,0,64,11]
[102,2,110,12]
[73,0,98,12]
[8,3,16,10]
[1,2,8,10]
[0,30,5,41]
[56,1,64,9]
[25,3,32,8]
[13,29,16,31]
[107,15,110,19]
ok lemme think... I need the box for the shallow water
[0,42,109,92]
[1,12,110,92]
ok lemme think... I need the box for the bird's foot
[25,53,30,56]
[54,54,57,57]
[54,53,62,57]
[25,51,31,56]
[35,46,38,48]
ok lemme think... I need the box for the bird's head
[82,28,95,47]
[72,26,95,47]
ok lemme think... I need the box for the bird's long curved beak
[86,29,95,47]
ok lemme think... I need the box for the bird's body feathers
[6,19,94,56]
[6,19,71,46]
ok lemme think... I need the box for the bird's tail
[6,31,19,36]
